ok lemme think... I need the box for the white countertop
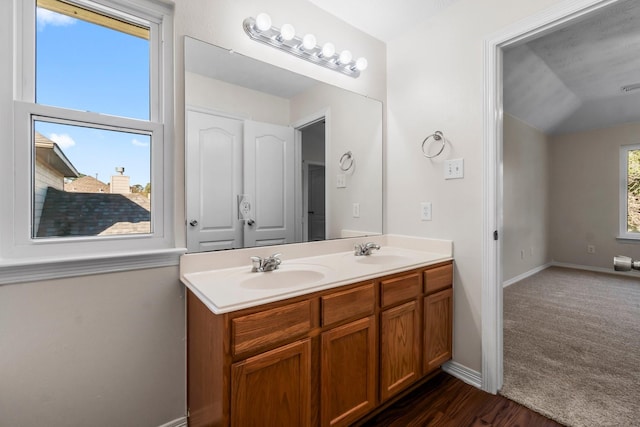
[180,235,453,314]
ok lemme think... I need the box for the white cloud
[49,133,76,149]
[132,138,150,147]
[37,9,76,31]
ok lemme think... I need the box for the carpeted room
[501,267,640,426]
[501,1,640,425]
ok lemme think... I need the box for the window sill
[616,236,640,243]
[0,248,186,285]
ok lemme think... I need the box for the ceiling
[307,0,459,42]
[504,0,640,135]
[310,0,640,136]
[185,37,318,99]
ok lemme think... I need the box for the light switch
[337,174,346,188]
[444,158,464,179]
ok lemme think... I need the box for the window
[3,0,175,267]
[620,144,640,239]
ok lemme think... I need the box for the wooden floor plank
[357,371,564,427]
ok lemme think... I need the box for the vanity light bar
[243,13,368,78]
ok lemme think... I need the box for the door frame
[292,108,330,243]
[482,0,621,393]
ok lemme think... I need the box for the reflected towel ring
[421,131,445,158]
[339,151,354,171]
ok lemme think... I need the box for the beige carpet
[500,267,640,427]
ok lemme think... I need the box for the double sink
[181,243,452,314]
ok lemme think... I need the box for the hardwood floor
[356,371,563,427]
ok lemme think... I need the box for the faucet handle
[270,253,282,266]
[250,256,263,271]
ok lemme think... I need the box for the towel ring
[339,151,354,171]
[421,131,445,158]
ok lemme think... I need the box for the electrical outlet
[353,203,360,218]
[420,202,432,221]
[587,244,596,254]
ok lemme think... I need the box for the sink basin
[241,269,326,289]
[354,254,417,265]
[238,264,330,290]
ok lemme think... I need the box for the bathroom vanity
[180,236,453,427]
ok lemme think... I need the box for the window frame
[619,143,640,240]
[1,0,178,280]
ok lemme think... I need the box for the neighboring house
[64,175,109,193]
[35,133,151,237]
[36,188,151,237]
[34,132,80,232]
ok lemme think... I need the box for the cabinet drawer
[380,272,421,307]
[232,300,312,356]
[321,283,375,326]
[424,263,453,294]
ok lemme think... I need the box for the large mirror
[184,36,382,253]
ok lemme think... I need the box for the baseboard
[551,261,640,278]
[157,417,187,427]
[503,263,552,288]
[441,360,482,389]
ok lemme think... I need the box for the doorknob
[189,220,198,227]
[247,219,255,226]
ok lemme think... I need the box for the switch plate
[337,174,346,188]
[353,203,360,218]
[420,202,432,221]
[444,158,464,179]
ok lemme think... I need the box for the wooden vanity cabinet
[379,272,422,402]
[231,339,312,427]
[187,261,453,427]
[423,264,454,374]
[320,284,376,427]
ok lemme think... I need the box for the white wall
[0,1,386,426]
[0,267,185,427]
[549,121,640,268]
[385,0,565,372]
[503,114,551,281]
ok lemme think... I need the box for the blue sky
[36,7,151,186]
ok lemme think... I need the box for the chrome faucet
[354,242,380,256]
[250,253,282,272]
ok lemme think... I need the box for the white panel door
[244,120,295,247]
[186,110,242,252]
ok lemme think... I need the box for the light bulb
[321,42,335,58]
[302,34,316,51]
[338,50,353,65]
[355,57,368,71]
[255,13,272,32]
[279,23,295,41]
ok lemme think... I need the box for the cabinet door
[424,288,453,373]
[321,316,376,427]
[231,339,311,427]
[380,300,421,401]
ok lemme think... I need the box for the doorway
[482,0,626,394]
[299,119,326,242]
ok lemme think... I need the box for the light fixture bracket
[243,17,362,78]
